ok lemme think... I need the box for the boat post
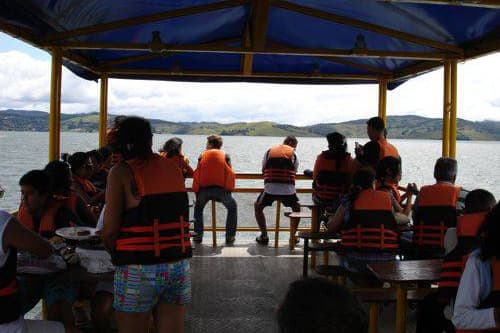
[449,60,458,158]
[99,73,109,148]
[49,47,62,161]
[442,60,451,157]
[378,79,387,125]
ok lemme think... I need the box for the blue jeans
[194,187,237,237]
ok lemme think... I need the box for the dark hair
[98,146,112,161]
[348,168,376,213]
[434,157,457,182]
[162,137,183,157]
[326,132,348,169]
[284,135,298,147]
[376,156,401,181]
[44,161,72,196]
[115,116,153,160]
[277,278,368,333]
[207,134,223,149]
[367,116,385,132]
[87,149,103,164]
[479,203,500,261]
[19,170,50,194]
[68,152,89,172]
[464,189,496,214]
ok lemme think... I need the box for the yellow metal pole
[274,200,281,248]
[211,200,217,247]
[442,60,451,157]
[49,47,62,161]
[378,80,387,124]
[449,60,458,159]
[99,74,109,148]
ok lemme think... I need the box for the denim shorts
[113,259,191,312]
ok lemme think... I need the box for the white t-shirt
[0,211,65,333]
[0,210,13,268]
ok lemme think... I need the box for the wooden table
[297,200,320,266]
[367,259,442,333]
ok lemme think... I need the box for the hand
[60,247,79,265]
[407,183,419,195]
[354,145,363,157]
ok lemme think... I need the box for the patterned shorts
[113,259,191,312]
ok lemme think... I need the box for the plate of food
[55,227,98,241]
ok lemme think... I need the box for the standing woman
[103,117,192,333]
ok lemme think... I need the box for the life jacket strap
[0,280,17,296]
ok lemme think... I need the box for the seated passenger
[416,189,496,333]
[312,132,354,214]
[160,137,194,178]
[0,210,78,333]
[327,168,400,273]
[452,203,500,331]
[15,170,79,327]
[355,116,399,168]
[376,156,417,225]
[103,116,191,333]
[277,278,368,333]
[193,134,237,244]
[68,152,104,209]
[44,160,96,227]
[88,148,110,190]
[255,136,300,246]
[412,157,468,257]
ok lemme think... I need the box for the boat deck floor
[187,242,418,333]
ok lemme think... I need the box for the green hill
[0,109,499,140]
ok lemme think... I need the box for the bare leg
[47,301,75,327]
[116,310,151,333]
[154,303,186,333]
[254,202,267,235]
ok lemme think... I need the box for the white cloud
[0,49,499,125]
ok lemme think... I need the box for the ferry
[1,1,500,332]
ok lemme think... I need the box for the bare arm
[102,164,127,252]
[75,196,97,226]
[327,204,346,234]
[4,218,53,258]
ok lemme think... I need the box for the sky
[0,32,499,126]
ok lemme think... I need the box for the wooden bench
[287,211,312,250]
[298,230,341,277]
[352,288,435,333]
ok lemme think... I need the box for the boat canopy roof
[1,0,499,89]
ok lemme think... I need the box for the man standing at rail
[255,136,301,245]
[193,135,237,244]
[355,116,399,168]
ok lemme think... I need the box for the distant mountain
[1,109,499,140]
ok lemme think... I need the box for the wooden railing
[189,173,314,247]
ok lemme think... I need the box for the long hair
[326,132,348,170]
[376,156,401,182]
[347,168,375,213]
[44,160,72,196]
[115,117,153,160]
[479,203,500,261]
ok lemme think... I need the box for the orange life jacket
[113,154,192,266]
[17,201,62,238]
[377,180,401,203]
[413,183,461,253]
[0,246,21,324]
[313,151,352,204]
[263,144,296,185]
[456,258,500,333]
[341,189,399,252]
[439,213,487,293]
[377,138,399,161]
[192,149,235,192]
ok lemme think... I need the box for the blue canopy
[1,0,499,89]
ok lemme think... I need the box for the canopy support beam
[379,0,500,9]
[449,60,458,158]
[99,74,109,148]
[442,60,451,157]
[378,80,388,124]
[273,0,463,55]
[241,0,271,76]
[49,47,62,162]
[43,0,250,42]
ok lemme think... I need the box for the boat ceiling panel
[0,0,499,89]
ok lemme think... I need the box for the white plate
[55,227,98,240]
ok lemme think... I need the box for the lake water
[1,131,499,239]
